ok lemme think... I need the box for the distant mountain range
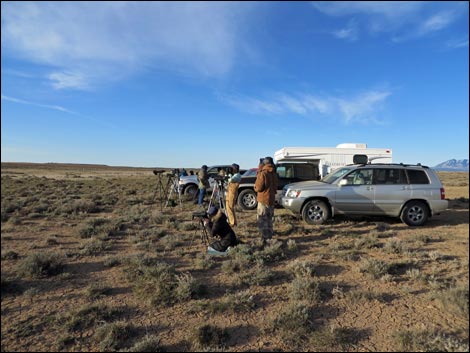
[433,159,469,171]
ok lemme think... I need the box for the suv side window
[406,169,430,184]
[294,164,318,180]
[373,168,407,185]
[277,166,289,178]
[344,169,373,185]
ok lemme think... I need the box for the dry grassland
[1,163,468,352]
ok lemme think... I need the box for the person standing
[197,165,210,206]
[226,163,242,227]
[254,157,278,242]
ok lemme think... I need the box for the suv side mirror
[339,179,348,186]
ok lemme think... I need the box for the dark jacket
[198,168,210,189]
[204,211,237,252]
[254,163,278,206]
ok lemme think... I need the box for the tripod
[192,212,210,246]
[207,178,227,214]
[150,170,167,211]
[164,173,182,208]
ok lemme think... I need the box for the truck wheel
[301,200,330,225]
[184,184,198,201]
[400,200,428,226]
[237,189,257,210]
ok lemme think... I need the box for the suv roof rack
[350,163,429,168]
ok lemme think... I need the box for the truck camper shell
[274,143,392,178]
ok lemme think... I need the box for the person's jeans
[198,188,206,205]
[257,202,274,240]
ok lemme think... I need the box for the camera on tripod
[213,174,229,183]
[192,211,208,220]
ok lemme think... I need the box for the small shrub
[254,239,285,264]
[192,324,230,351]
[17,252,64,278]
[288,259,317,278]
[286,238,298,252]
[270,302,315,346]
[384,239,408,254]
[358,258,390,279]
[1,250,19,260]
[64,304,124,332]
[132,262,178,306]
[394,329,469,352]
[128,335,164,352]
[95,321,135,351]
[86,283,112,299]
[193,253,215,270]
[174,272,207,301]
[236,263,274,286]
[80,239,111,256]
[434,284,469,317]
[290,276,321,303]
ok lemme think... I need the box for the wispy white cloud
[1,95,118,129]
[48,71,90,90]
[446,37,469,49]
[332,19,359,41]
[313,1,465,43]
[221,88,391,124]
[1,2,255,90]
[1,95,77,114]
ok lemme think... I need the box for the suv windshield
[321,167,354,184]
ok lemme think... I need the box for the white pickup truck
[178,165,246,200]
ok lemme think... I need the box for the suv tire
[400,200,429,226]
[238,189,257,210]
[301,200,330,225]
[183,184,198,201]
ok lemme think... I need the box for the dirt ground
[1,163,468,352]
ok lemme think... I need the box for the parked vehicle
[178,165,246,200]
[275,143,392,178]
[280,163,448,226]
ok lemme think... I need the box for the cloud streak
[222,89,391,124]
[1,2,255,90]
[313,1,465,43]
[1,95,77,114]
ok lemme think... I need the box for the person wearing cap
[197,165,210,206]
[204,206,238,253]
[226,163,242,227]
[254,156,278,243]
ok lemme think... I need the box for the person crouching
[203,206,238,253]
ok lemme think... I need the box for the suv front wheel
[400,200,429,226]
[301,200,330,225]
[238,189,257,210]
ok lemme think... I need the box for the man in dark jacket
[204,206,238,253]
[254,156,278,242]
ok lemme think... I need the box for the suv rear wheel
[301,200,330,225]
[238,189,257,210]
[183,184,198,201]
[400,200,429,226]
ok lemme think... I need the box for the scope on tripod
[153,170,165,175]
[192,211,208,219]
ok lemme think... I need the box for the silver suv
[280,164,448,226]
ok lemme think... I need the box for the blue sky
[1,1,469,169]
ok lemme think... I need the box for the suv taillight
[440,188,446,200]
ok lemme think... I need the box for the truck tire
[301,200,330,225]
[400,200,428,226]
[183,184,198,201]
[237,189,257,210]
